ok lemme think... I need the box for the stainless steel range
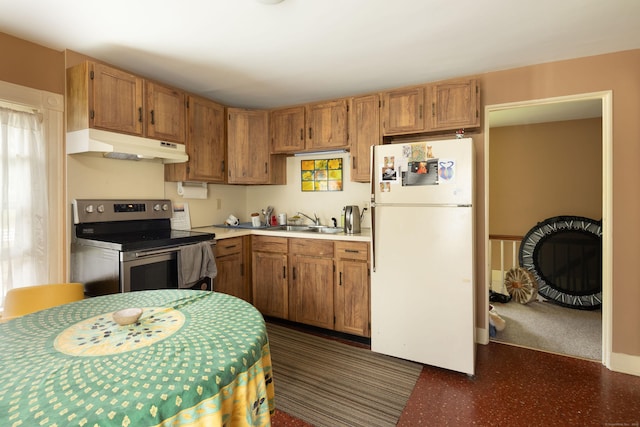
[70,199,216,297]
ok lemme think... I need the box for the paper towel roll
[177,182,208,199]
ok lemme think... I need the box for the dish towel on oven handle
[177,241,217,288]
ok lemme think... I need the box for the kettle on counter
[344,205,361,234]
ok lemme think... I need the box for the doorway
[484,92,612,366]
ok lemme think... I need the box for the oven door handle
[133,246,182,258]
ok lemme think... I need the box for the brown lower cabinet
[251,235,370,337]
[251,235,289,319]
[212,236,251,302]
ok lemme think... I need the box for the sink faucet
[297,211,320,226]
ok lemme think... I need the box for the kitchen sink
[270,225,344,234]
[310,226,344,234]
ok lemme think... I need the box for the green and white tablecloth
[0,289,274,427]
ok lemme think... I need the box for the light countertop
[195,225,371,242]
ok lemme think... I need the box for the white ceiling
[1,0,639,110]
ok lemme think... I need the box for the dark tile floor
[270,334,640,426]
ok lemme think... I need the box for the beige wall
[490,118,602,236]
[0,32,64,94]
[163,152,370,229]
[488,118,602,272]
[476,49,640,357]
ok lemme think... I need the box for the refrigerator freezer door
[372,138,474,206]
[371,204,475,375]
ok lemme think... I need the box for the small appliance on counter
[344,205,361,234]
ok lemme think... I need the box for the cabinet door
[290,255,334,330]
[252,251,288,319]
[227,108,270,184]
[381,86,425,135]
[335,241,370,337]
[335,258,370,337]
[145,81,186,143]
[270,106,306,153]
[213,238,248,301]
[187,95,226,182]
[349,94,380,182]
[306,99,349,150]
[91,62,144,135]
[428,79,479,131]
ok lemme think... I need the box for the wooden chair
[1,283,84,321]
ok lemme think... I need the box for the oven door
[121,246,212,292]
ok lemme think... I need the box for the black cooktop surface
[73,220,215,251]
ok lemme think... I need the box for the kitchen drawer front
[289,238,334,258]
[252,235,288,253]
[214,237,243,257]
[335,241,369,261]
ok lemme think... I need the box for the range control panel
[73,199,172,224]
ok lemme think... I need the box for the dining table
[0,289,275,426]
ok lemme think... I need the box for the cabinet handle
[345,249,360,253]
[150,110,155,125]
[292,267,296,280]
[240,263,244,276]
[224,244,237,250]
[221,160,225,173]
[419,104,423,119]
[300,129,304,140]
[283,266,286,279]
[352,156,356,169]
[432,102,436,117]
[339,272,343,286]
[138,107,142,123]
[308,127,313,139]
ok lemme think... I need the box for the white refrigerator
[370,138,475,375]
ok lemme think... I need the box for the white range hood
[66,129,189,164]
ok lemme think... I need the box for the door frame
[483,91,613,367]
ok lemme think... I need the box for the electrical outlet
[216,198,222,210]
[363,201,370,211]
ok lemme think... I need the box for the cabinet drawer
[335,241,369,261]
[289,238,334,258]
[252,235,288,253]
[214,237,243,257]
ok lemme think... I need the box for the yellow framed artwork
[301,158,343,192]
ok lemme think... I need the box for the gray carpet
[490,299,602,360]
[266,322,423,427]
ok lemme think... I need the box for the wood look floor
[269,329,640,426]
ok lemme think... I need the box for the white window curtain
[0,106,49,298]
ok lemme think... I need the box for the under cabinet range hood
[66,129,189,163]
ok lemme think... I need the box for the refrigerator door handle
[370,145,377,272]
[371,202,377,272]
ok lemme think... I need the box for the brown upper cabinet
[270,98,349,154]
[67,61,186,143]
[305,99,349,151]
[428,79,480,131]
[227,108,286,185]
[349,94,381,182]
[144,81,186,143]
[381,86,426,135]
[165,95,226,183]
[382,78,479,136]
[270,106,306,153]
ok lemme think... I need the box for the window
[0,81,64,305]
[0,106,48,293]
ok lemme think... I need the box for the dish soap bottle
[340,207,345,228]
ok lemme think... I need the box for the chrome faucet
[297,211,320,226]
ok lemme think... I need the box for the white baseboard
[476,326,489,345]
[610,352,640,377]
